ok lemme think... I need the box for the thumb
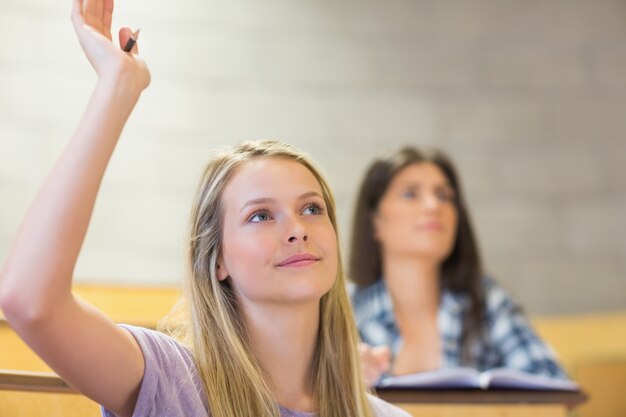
[119,27,139,53]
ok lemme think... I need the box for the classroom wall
[0,0,624,315]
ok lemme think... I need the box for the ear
[216,255,230,281]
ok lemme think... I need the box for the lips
[417,221,443,231]
[276,253,320,267]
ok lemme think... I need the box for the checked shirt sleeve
[484,281,569,380]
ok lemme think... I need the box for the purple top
[102,325,410,417]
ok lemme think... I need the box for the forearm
[0,71,143,322]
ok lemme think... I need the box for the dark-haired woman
[349,147,568,385]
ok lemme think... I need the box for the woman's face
[373,162,458,263]
[218,157,338,307]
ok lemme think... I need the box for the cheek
[222,237,272,299]
[324,230,339,269]
[315,220,337,253]
[375,208,414,243]
[222,229,274,279]
[443,207,459,241]
[312,219,339,273]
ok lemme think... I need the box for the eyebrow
[239,191,324,213]
[395,180,453,189]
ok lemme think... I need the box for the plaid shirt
[350,277,568,379]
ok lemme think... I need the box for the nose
[288,234,308,243]
[286,216,308,244]
[422,192,441,211]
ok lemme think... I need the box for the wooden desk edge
[375,388,588,408]
[1,369,588,410]
[0,369,75,394]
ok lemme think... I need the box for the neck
[244,301,319,413]
[382,254,443,373]
[382,253,440,315]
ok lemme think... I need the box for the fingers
[104,0,114,15]
[82,0,96,28]
[359,343,391,386]
[94,0,104,29]
[372,345,391,363]
[119,27,139,54]
[103,0,113,39]
[361,344,391,367]
[371,346,391,373]
[81,0,103,32]
[71,0,84,27]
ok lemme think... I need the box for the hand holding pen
[123,29,140,52]
[71,0,150,91]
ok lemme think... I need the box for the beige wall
[1,0,624,315]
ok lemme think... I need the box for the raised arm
[0,0,150,415]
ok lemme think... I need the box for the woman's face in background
[373,162,458,264]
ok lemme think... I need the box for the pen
[123,29,140,52]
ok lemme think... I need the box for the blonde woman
[0,1,409,417]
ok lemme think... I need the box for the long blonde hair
[166,140,373,417]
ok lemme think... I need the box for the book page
[483,368,580,391]
[378,367,482,389]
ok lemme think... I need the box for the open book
[377,367,579,391]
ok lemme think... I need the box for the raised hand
[0,2,155,415]
[71,0,150,90]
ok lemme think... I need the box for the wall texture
[1,0,625,315]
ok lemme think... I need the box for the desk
[0,370,100,416]
[0,370,587,417]
[0,369,71,393]
[376,388,587,417]
[0,285,180,371]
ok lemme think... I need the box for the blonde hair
[164,140,373,417]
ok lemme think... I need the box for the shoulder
[350,279,387,307]
[480,276,519,313]
[350,279,391,322]
[119,324,195,369]
[368,394,412,417]
[101,325,207,417]
[477,277,534,338]
[478,278,537,342]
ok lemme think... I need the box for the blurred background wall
[1,0,624,315]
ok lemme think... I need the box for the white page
[378,367,482,389]
[482,368,579,391]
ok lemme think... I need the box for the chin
[408,245,452,262]
[286,279,334,303]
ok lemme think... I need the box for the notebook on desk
[378,367,580,391]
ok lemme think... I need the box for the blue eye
[436,188,455,203]
[401,189,417,200]
[302,202,324,215]
[248,210,272,223]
